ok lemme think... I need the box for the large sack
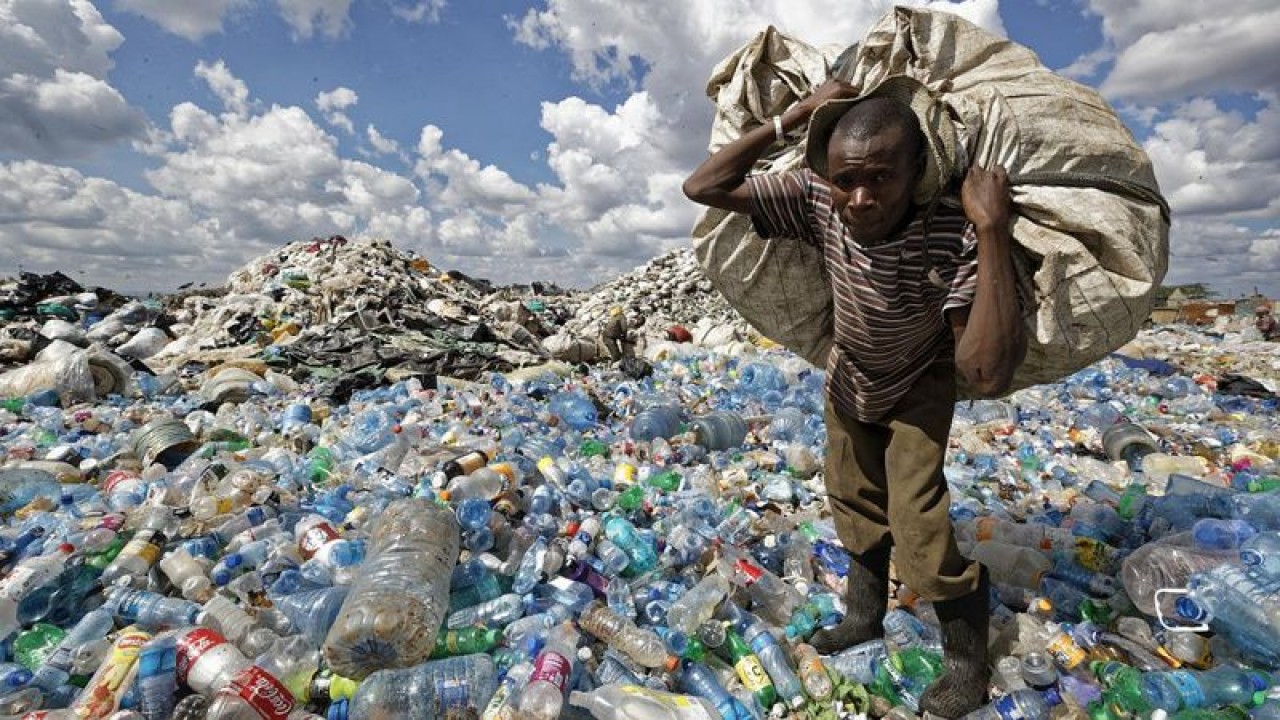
[692,8,1169,395]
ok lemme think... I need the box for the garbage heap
[1,321,1279,720]
[549,249,754,360]
[152,237,558,383]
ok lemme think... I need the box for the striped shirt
[747,168,979,423]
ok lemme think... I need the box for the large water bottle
[1175,567,1280,666]
[631,406,683,443]
[1120,536,1235,615]
[346,654,498,720]
[1233,491,1280,531]
[690,411,748,451]
[1191,518,1257,550]
[323,498,460,679]
[823,638,890,684]
[1101,421,1159,470]
[1241,531,1280,579]
[272,586,349,647]
[548,391,597,430]
[738,363,787,396]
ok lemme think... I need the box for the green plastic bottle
[1092,660,1150,715]
[645,470,682,493]
[307,446,337,485]
[724,626,777,709]
[430,627,503,658]
[616,485,646,512]
[14,623,66,669]
[1,398,24,413]
[578,439,609,458]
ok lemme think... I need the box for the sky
[1,0,1278,297]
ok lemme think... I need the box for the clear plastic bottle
[1241,531,1280,579]
[1120,537,1235,615]
[32,608,114,691]
[631,406,683,443]
[569,684,721,720]
[71,626,151,720]
[272,586,349,647]
[105,588,201,630]
[959,687,1062,719]
[824,638,890,685]
[0,543,74,640]
[791,643,833,701]
[689,412,747,451]
[1140,667,1272,712]
[347,654,498,720]
[101,508,175,587]
[446,593,526,630]
[1101,422,1159,469]
[579,602,674,669]
[971,541,1052,590]
[176,626,310,720]
[323,498,460,679]
[666,573,729,635]
[135,631,179,720]
[515,622,579,720]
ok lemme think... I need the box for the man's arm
[682,80,858,214]
[950,165,1027,397]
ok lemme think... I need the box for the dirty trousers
[823,362,981,602]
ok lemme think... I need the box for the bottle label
[122,535,162,566]
[436,677,473,714]
[481,681,512,720]
[0,565,43,601]
[176,628,227,685]
[229,665,296,720]
[734,656,773,693]
[993,694,1020,718]
[1046,634,1086,669]
[299,523,339,559]
[530,650,571,691]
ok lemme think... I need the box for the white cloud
[195,60,251,117]
[113,0,251,41]
[365,124,406,160]
[389,0,445,23]
[0,0,146,159]
[274,0,353,40]
[415,125,537,215]
[316,86,358,134]
[1144,96,1280,218]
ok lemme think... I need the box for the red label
[102,471,138,494]
[177,628,227,685]
[230,665,296,720]
[735,559,763,584]
[529,651,571,691]
[299,523,339,559]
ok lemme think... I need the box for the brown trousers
[823,362,980,602]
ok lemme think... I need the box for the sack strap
[1009,171,1171,225]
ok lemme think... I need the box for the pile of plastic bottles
[0,334,1278,720]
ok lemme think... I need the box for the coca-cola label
[176,628,227,685]
[230,665,296,720]
[102,471,138,494]
[299,523,339,559]
[529,651,571,691]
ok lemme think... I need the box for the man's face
[824,125,921,245]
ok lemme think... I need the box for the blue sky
[3,0,1279,297]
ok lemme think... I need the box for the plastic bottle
[690,412,748,451]
[579,602,674,669]
[105,588,201,630]
[1120,539,1235,615]
[1240,531,1280,579]
[101,509,173,587]
[0,543,74,640]
[515,622,580,720]
[1102,422,1159,470]
[632,406,683,443]
[549,391,597,430]
[970,541,1052,590]
[604,516,658,577]
[678,660,751,720]
[1141,667,1272,712]
[446,593,526,630]
[135,632,179,720]
[666,573,729,635]
[723,625,777,709]
[791,643,833,701]
[569,684,721,720]
[175,626,305,720]
[717,547,804,626]
[71,626,151,720]
[323,498,460,679]
[960,687,1062,719]
[431,627,503,659]
[346,654,498,720]
[32,608,114,691]
[824,638,890,684]
[272,586,349,647]
[1191,519,1257,551]
[742,621,806,709]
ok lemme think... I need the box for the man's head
[823,96,926,245]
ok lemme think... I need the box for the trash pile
[554,249,752,352]
[0,312,1277,720]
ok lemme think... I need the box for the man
[1256,304,1277,341]
[600,307,644,362]
[683,78,1026,718]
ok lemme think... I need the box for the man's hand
[794,79,860,117]
[960,164,1011,232]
